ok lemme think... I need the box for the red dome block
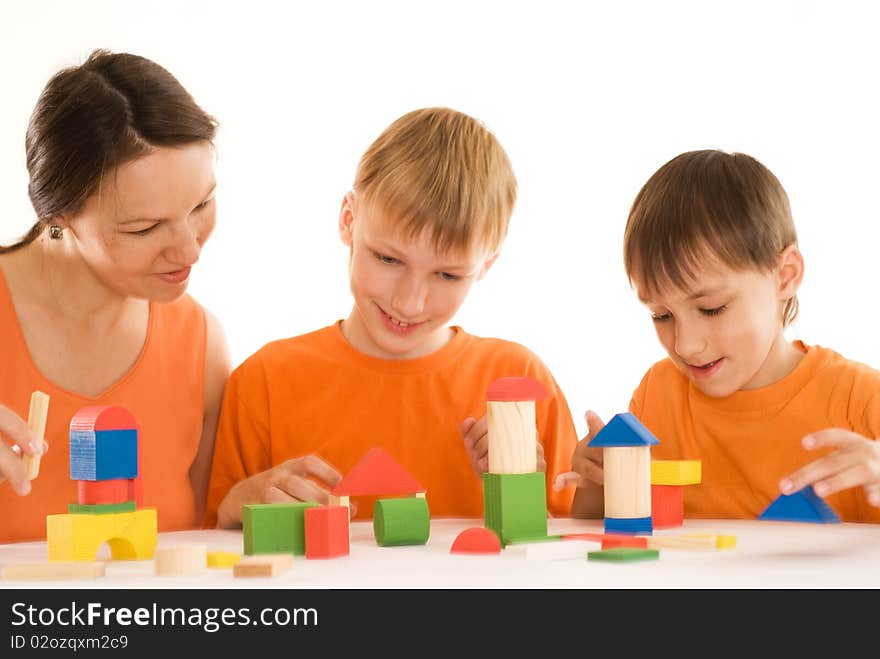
[450,527,502,554]
[486,376,547,402]
[70,405,138,431]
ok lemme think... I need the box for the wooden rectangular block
[233,553,293,578]
[23,390,50,480]
[2,561,105,581]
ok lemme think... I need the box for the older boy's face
[634,255,799,397]
[339,197,494,360]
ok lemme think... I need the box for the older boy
[204,107,578,528]
[560,149,880,522]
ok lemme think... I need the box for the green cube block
[587,547,660,562]
[243,502,319,556]
[482,472,548,546]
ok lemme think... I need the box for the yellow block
[207,551,241,568]
[651,460,702,485]
[47,509,157,562]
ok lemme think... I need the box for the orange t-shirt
[203,322,579,527]
[630,341,880,522]
[0,268,207,542]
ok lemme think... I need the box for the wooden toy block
[373,496,430,547]
[602,446,653,523]
[243,502,318,556]
[207,551,242,568]
[587,547,660,563]
[604,516,653,535]
[450,527,502,554]
[588,412,660,449]
[78,478,138,505]
[651,459,702,485]
[23,390,50,480]
[651,484,684,529]
[331,447,425,498]
[70,405,139,431]
[759,485,841,523]
[154,545,208,575]
[1,561,105,581]
[486,376,548,474]
[504,534,562,545]
[560,532,606,542]
[70,428,138,481]
[482,472,548,546]
[677,533,737,550]
[305,505,350,559]
[233,553,293,578]
[506,539,593,561]
[68,501,136,514]
[646,534,719,551]
[47,509,157,561]
[601,534,648,549]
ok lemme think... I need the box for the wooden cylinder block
[487,400,537,474]
[603,446,652,518]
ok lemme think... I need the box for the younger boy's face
[634,252,802,397]
[338,195,496,360]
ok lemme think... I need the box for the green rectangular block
[68,501,137,514]
[587,547,660,562]
[243,502,319,556]
[482,472,548,546]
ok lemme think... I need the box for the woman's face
[64,141,217,302]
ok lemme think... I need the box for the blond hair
[352,107,516,255]
[623,150,799,327]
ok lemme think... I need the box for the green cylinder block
[373,496,430,547]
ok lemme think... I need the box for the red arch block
[450,527,501,554]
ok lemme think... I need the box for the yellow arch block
[651,459,702,485]
[46,509,157,562]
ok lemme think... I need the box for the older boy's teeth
[390,316,409,327]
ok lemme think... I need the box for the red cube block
[305,505,350,559]
[652,484,684,529]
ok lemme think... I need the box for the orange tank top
[0,267,207,542]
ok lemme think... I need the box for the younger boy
[204,107,579,528]
[561,149,880,522]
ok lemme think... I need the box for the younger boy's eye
[374,252,400,265]
[700,305,727,317]
[651,312,671,322]
[438,272,461,282]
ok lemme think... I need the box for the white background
[1,1,878,439]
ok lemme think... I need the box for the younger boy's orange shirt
[630,341,880,523]
[203,322,579,527]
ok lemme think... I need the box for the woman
[0,49,231,542]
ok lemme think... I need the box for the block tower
[482,376,549,546]
[588,412,659,535]
[46,405,157,561]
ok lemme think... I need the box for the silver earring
[48,225,63,240]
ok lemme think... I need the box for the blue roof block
[758,485,841,524]
[587,412,659,448]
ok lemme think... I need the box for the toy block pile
[481,376,550,546]
[46,405,157,562]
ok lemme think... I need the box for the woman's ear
[338,192,356,247]
[776,244,804,300]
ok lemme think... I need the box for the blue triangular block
[758,485,841,523]
[587,412,660,448]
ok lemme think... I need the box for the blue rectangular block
[69,428,139,481]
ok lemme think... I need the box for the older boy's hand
[780,429,880,508]
[460,415,547,476]
[216,455,349,528]
[0,404,43,496]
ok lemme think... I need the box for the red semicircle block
[450,527,502,554]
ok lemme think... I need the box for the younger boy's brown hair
[352,107,516,257]
[623,149,799,326]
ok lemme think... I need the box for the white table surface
[2,516,879,589]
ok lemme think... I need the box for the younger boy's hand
[553,410,605,491]
[460,415,547,476]
[216,455,349,528]
[779,429,880,508]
